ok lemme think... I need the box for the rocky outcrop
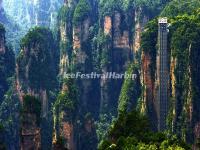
[140,10,200,144]
[133,7,149,54]
[52,79,78,150]
[16,27,58,101]
[58,4,74,76]
[21,113,41,150]
[0,24,15,103]
[16,27,58,150]
[56,1,99,149]
[56,0,168,148]
[100,11,133,116]
[113,12,130,49]
[141,51,158,130]
[104,16,112,35]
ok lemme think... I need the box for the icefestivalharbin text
[63,72,137,80]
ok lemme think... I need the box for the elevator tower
[157,17,169,131]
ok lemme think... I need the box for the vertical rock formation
[162,15,200,144]
[140,7,200,144]
[20,96,41,150]
[53,79,78,150]
[16,27,58,150]
[21,114,41,150]
[56,0,99,149]
[0,24,5,54]
[3,0,62,28]
[100,10,133,116]
[140,19,158,131]
[0,24,15,103]
[133,7,149,55]
[56,0,169,148]
[0,24,6,104]
[58,3,74,77]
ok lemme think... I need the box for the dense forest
[0,0,200,150]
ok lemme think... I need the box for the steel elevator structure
[157,18,169,131]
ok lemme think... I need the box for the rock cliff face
[100,10,133,117]
[133,7,149,54]
[56,0,158,148]
[140,6,200,144]
[56,1,99,149]
[0,24,17,150]
[2,0,200,149]
[16,27,58,149]
[140,20,158,130]
[0,24,15,103]
[20,96,41,150]
[3,0,62,27]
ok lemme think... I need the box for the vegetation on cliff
[118,64,141,115]
[141,19,158,77]
[17,27,58,90]
[57,5,74,71]
[99,110,190,150]
[99,0,170,18]
[168,11,200,143]
[54,78,79,118]
[139,0,200,144]
[1,0,200,149]
[0,84,20,150]
[160,0,200,17]
[0,23,15,103]
[16,27,59,150]
[98,0,200,149]
[21,95,41,125]
[73,0,91,26]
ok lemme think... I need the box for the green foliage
[141,19,158,54]
[99,0,123,17]
[57,5,74,72]
[0,83,20,150]
[97,30,112,68]
[141,19,158,80]
[22,95,41,125]
[54,78,78,115]
[99,110,190,150]
[99,0,169,18]
[96,113,116,142]
[160,0,200,17]
[20,27,53,48]
[118,64,141,115]
[141,4,200,144]
[167,12,200,141]
[58,5,73,23]
[17,26,58,90]
[73,0,91,26]
[109,110,150,140]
